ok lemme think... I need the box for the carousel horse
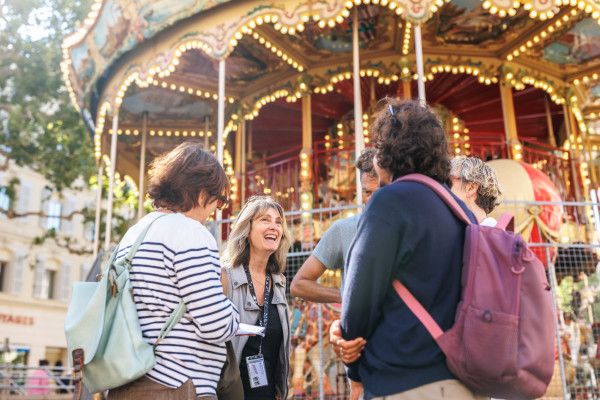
[291,300,340,397]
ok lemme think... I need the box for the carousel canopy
[61,0,600,186]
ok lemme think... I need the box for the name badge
[246,355,268,388]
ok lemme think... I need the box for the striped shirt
[115,212,239,397]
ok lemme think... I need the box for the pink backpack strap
[395,174,472,225]
[392,279,443,340]
[496,213,514,232]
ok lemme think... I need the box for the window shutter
[18,182,32,222]
[62,197,77,235]
[11,252,26,296]
[59,261,72,302]
[39,188,51,228]
[33,255,45,298]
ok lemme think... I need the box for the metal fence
[5,199,598,399]
[0,364,74,398]
[210,199,600,399]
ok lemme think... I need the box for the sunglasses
[216,195,230,210]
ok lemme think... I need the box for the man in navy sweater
[341,98,483,400]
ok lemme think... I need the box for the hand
[350,380,363,400]
[329,319,366,364]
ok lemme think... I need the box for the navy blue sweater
[341,180,476,399]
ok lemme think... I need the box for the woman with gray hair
[221,196,292,400]
[449,155,503,226]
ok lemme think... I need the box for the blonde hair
[222,196,291,275]
[450,156,503,214]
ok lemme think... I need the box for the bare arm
[290,255,342,303]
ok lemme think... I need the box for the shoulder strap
[496,212,514,231]
[395,174,472,225]
[122,213,187,346]
[124,213,169,267]
[392,279,443,340]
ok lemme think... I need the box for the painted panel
[543,18,600,64]
[65,0,233,107]
[432,0,528,45]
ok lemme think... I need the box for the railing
[520,137,576,202]
[447,131,507,160]
[313,137,357,208]
[0,364,74,398]
[209,200,600,399]
[245,146,302,211]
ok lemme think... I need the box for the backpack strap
[123,213,169,268]
[118,213,187,347]
[395,174,473,225]
[392,279,443,340]
[496,212,514,232]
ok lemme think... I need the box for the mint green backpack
[65,214,185,394]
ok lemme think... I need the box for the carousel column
[499,83,521,160]
[137,112,148,221]
[93,158,103,260]
[414,24,426,104]
[105,110,119,250]
[564,104,584,202]
[216,59,226,243]
[353,7,364,205]
[300,93,314,213]
[233,120,244,211]
[240,120,247,203]
[544,94,557,148]
[403,80,412,100]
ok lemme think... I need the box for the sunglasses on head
[216,195,230,210]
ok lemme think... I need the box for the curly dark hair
[147,142,230,212]
[355,147,377,179]
[373,97,450,185]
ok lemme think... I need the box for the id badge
[246,355,268,388]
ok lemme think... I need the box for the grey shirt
[313,213,360,292]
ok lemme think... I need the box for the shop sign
[0,314,34,325]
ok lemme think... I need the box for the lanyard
[245,269,270,354]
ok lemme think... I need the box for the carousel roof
[61,0,600,185]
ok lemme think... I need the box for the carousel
[62,0,600,398]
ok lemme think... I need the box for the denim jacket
[224,265,290,399]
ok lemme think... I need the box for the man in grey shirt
[290,148,380,303]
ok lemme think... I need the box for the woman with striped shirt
[107,142,240,400]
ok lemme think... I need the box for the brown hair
[373,98,451,185]
[147,142,229,212]
[355,147,377,179]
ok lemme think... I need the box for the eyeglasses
[216,195,230,210]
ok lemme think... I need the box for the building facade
[0,161,95,368]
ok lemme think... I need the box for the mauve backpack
[392,174,555,399]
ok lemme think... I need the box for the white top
[480,216,497,227]
[116,212,239,397]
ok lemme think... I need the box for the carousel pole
[216,59,226,242]
[499,83,519,159]
[414,24,426,104]
[403,80,411,100]
[138,111,148,221]
[544,94,557,148]
[204,117,209,150]
[353,7,364,206]
[563,104,583,202]
[240,121,247,204]
[105,109,119,250]
[93,158,103,260]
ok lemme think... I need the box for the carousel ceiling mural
[61,0,600,185]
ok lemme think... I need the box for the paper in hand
[237,323,266,336]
